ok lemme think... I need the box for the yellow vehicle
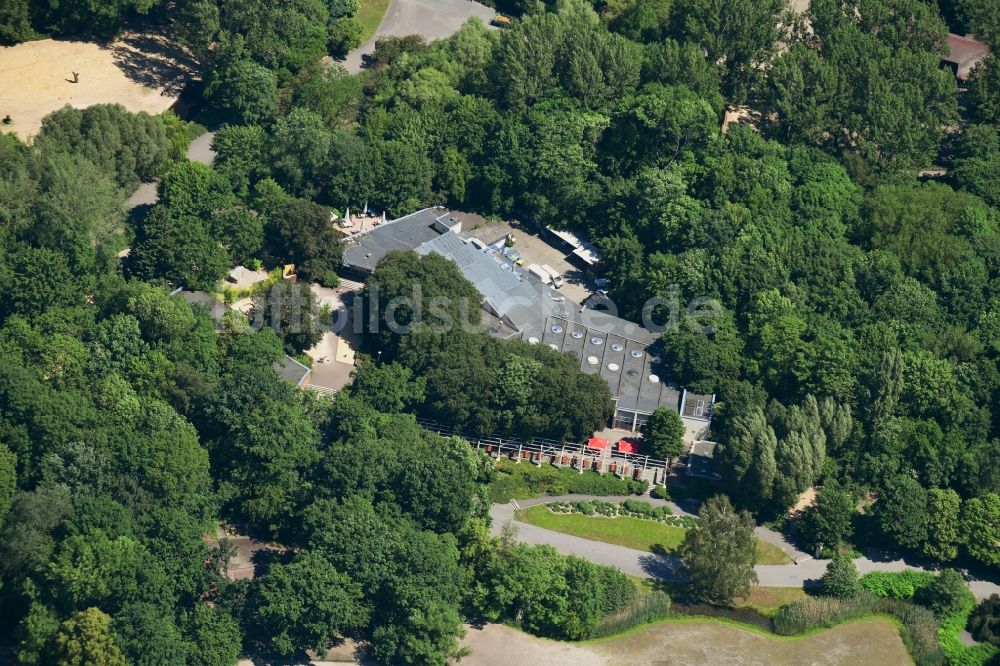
[492,13,513,27]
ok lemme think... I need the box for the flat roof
[273,355,311,386]
[526,314,676,415]
[342,207,455,273]
[681,391,715,420]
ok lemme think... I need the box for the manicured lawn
[518,505,793,565]
[518,505,687,553]
[755,539,794,565]
[357,0,393,43]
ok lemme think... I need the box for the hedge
[859,571,936,599]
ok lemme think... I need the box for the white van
[540,264,563,288]
[527,264,552,285]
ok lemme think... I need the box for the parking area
[459,218,595,305]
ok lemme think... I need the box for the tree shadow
[249,546,294,578]
[639,550,685,580]
[108,31,200,95]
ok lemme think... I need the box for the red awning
[617,438,638,454]
[586,436,609,450]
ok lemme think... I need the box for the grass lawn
[517,505,793,565]
[517,505,688,552]
[357,0,393,43]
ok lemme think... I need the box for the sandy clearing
[461,619,911,666]
[0,33,195,141]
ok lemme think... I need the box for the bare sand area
[461,618,911,666]
[0,33,195,140]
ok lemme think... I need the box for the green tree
[716,408,777,508]
[0,443,15,520]
[208,60,277,124]
[328,17,363,57]
[349,362,426,413]
[250,551,366,656]
[36,104,170,189]
[919,568,970,617]
[821,553,860,598]
[924,488,961,562]
[641,407,685,459]
[679,494,758,604]
[670,0,788,98]
[127,207,230,290]
[52,607,126,666]
[799,482,854,552]
[874,475,928,552]
[967,595,1000,647]
[960,492,1000,568]
[181,604,242,666]
[251,281,324,354]
[264,197,343,281]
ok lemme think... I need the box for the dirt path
[461,619,910,665]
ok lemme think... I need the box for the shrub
[821,554,860,598]
[773,593,878,635]
[919,569,971,618]
[968,595,1000,646]
[939,592,998,666]
[319,270,340,288]
[593,500,617,516]
[487,461,646,503]
[623,499,652,516]
[773,594,945,665]
[588,591,671,639]
[651,484,669,500]
[859,571,936,600]
[574,501,595,516]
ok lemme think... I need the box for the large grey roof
[415,231,563,332]
[524,314,677,415]
[342,207,457,273]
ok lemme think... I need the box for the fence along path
[415,418,671,485]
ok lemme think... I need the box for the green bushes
[651,485,669,499]
[938,589,998,666]
[773,593,878,635]
[546,499,697,528]
[859,571,935,599]
[773,594,944,665]
[473,541,646,640]
[968,595,1000,646]
[488,460,647,503]
[588,591,672,639]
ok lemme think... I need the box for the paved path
[492,496,1000,600]
[125,130,215,209]
[335,0,495,73]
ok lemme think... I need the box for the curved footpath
[490,495,1000,600]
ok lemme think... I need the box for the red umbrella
[617,438,638,454]
[586,436,609,450]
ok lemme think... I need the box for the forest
[1,0,1000,662]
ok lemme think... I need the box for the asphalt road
[125,130,215,209]
[337,0,496,73]
[491,496,1000,600]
